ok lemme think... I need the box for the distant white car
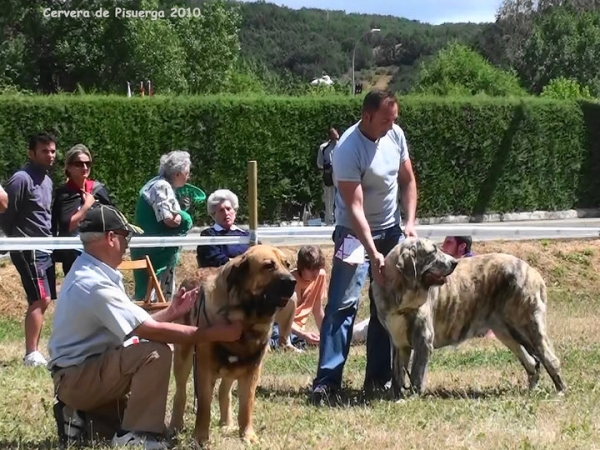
[310,75,334,86]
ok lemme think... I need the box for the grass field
[1,238,600,449]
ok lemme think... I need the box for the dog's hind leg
[526,309,566,393]
[492,327,540,391]
[169,344,194,432]
[218,378,235,429]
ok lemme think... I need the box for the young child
[270,245,327,351]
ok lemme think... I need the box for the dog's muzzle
[265,275,297,307]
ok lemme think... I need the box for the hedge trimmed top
[0,94,598,223]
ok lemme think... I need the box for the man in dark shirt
[0,132,57,367]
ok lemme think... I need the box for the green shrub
[0,94,598,224]
[540,77,593,100]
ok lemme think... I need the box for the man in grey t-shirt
[310,89,418,404]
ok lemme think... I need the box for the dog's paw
[219,421,235,434]
[241,429,259,444]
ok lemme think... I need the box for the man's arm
[0,184,7,213]
[316,143,325,169]
[133,317,241,345]
[93,285,242,346]
[0,173,27,235]
[336,181,378,258]
[398,158,417,227]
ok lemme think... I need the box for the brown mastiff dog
[372,237,567,399]
[168,245,296,447]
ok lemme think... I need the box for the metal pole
[351,44,357,96]
[351,28,380,96]
[248,160,258,246]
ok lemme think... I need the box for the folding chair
[118,255,169,311]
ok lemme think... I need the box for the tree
[172,0,241,94]
[521,6,600,95]
[411,42,526,97]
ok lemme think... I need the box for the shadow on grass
[422,385,515,400]
[256,383,517,407]
[0,439,60,449]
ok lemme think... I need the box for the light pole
[351,28,380,96]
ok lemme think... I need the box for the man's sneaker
[111,431,170,449]
[23,351,47,367]
[53,399,87,445]
[309,384,338,406]
[364,380,393,399]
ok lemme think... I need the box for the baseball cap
[78,204,144,235]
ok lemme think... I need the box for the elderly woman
[51,144,113,275]
[196,189,250,268]
[131,150,195,302]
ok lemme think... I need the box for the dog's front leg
[218,377,235,429]
[409,315,434,395]
[193,364,217,448]
[237,364,263,444]
[391,344,412,400]
[169,344,194,433]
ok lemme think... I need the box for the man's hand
[404,221,418,238]
[167,287,199,319]
[370,250,386,286]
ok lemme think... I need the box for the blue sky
[241,0,502,24]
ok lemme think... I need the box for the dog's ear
[396,246,417,280]
[275,248,292,270]
[226,256,250,291]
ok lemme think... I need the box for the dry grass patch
[2,238,600,448]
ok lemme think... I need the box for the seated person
[441,235,475,258]
[197,189,250,268]
[47,204,242,449]
[269,245,326,351]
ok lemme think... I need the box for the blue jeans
[312,225,404,390]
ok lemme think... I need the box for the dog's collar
[213,343,265,367]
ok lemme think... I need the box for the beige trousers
[52,341,172,435]
[323,185,335,225]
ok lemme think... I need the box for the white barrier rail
[0,224,598,251]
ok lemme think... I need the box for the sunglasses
[111,230,132,243]
[70,161,92,168]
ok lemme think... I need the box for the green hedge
[0,94,599,224]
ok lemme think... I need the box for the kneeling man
[47,204,242,449]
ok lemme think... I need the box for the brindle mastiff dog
[168,245,296,447]
[372,237,567,399]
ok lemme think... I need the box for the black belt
[50,366,65,376]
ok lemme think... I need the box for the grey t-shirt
[332,122,409,231]
[0,163,53,239]
[47,251,151,369]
